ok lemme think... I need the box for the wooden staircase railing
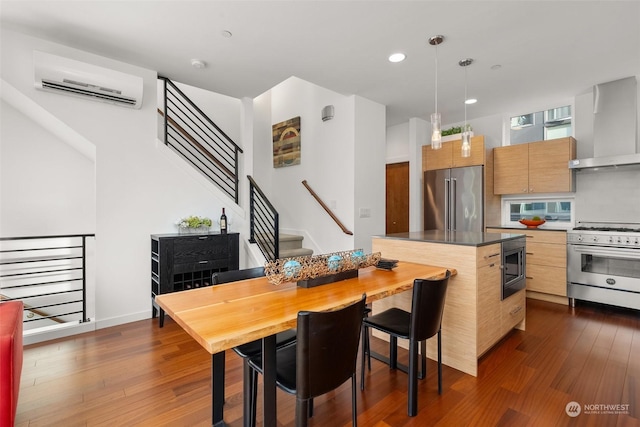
[301,180,353,235]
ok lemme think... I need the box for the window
[509,105,572,145]
[503,197,574,228]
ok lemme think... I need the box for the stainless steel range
[567,222,640,310]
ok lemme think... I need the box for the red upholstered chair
[0,301,24,427]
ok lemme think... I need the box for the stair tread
[279,248,314,258]
[278,233,304,242]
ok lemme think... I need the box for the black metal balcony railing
[0,234,94,331]
[158,76,243,204]
[248,175,279,261]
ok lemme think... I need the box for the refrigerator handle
[444,178,450,230]
[451,178,457,231]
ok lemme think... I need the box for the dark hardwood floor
[16,299,639,427]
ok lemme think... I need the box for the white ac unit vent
[34,51,143,109]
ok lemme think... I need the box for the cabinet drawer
[522,229,566,244]
[526,264,566,296]
[501,289,525,335]
[477,244,501,268]
[173,258,231,274]
[526,242,566,267]
[173,236,230,263]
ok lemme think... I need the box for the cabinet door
[423,141,453,170]
[528,138,576,193]
[452,135,485,168]
[493,144,529,194]
[477,260,501,355]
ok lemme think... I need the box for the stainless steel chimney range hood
[569,76,640,170]
[569,152,640,170]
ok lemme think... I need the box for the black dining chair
[360,270,450,416]
[211,267,297,427]
[248,294,367,427]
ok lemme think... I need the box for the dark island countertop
[486,225,568,233]
[374,230,525,247]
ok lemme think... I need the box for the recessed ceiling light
[491,64,502,70]
[221,30,233,38]
[465,98,477,104]
[191,59,207,69]
[388,53,406,63]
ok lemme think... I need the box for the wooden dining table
[155,261,454,427]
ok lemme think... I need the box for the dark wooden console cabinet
[151,232,239,327]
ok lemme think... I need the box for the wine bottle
[220,208,227,234]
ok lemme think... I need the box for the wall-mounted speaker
[321,105,334,121]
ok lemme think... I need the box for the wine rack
[151,232,239,327]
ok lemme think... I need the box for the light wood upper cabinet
[424,141,454,170]
[529,138,576,193]
[493,137,576,195]
[493,144,529,194]
[423,135,485,171]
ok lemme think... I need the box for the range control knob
[608,236,614,243]
[617,236,622,244]
[592,236,599,243]
[626,237,631,244]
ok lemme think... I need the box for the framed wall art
[272,116,301,168]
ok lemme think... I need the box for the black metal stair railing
[0,234,94,331]
[158,76,243,204]
[248,175,279,261]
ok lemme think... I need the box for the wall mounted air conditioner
[34,51,143,109]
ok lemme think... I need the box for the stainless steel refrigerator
[424,166,484,232]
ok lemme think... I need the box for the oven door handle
[570,245,640,259]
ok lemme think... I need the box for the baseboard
[526,290,569,305]
[23,320,96,345]
[95,310,151,330]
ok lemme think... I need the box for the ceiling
[1,1,639,127]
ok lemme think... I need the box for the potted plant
[441,124,473,142]
[176,215,213,233]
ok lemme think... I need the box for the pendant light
[459,58,473,158]
[429,35,444,150]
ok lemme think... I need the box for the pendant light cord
[464,63,467,129]
[435,44,438,115]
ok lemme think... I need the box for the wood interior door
[386,162,409,234]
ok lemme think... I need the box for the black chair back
[410,270,451,342]
[296,295,366,400]
[212,267,265,285]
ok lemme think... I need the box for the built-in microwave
[502,237,526,300]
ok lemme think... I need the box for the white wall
[1,29,243,331]
[253,77,385,254]
[386,123,410,163]
[0,100,96,235]
[353,95,386,252]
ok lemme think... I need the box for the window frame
[501,195,575,230]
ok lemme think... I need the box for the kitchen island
[372,231,526,377]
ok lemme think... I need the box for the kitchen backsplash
[574,167,640,224]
